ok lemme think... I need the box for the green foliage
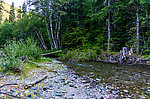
[62,27,88,49]
[60,47,101,62]
[9,2,15,22]
[0,0,3,24]
[0,38,42,72]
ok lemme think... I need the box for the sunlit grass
[34,57,52,63]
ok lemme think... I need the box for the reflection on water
[65,62,150,97]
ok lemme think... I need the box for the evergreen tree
[9,2,15,22]
[22,2,27,17]
[0,0,3,24]
[17,6,22,19]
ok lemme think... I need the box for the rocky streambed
[0,59,149,99]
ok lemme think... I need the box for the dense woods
[0,0,149,53]
[0,0,150,68]
[0,0,150,98]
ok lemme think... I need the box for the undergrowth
[0,38,42,72]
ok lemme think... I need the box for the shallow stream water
[64,61,150,98]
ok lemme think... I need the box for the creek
[64,61,150,98]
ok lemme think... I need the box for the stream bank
[0,59,119,99]
[59,48,150,66]
[0,58,149,98]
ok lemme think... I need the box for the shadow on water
[64,61,150,97]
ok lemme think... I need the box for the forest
[0,0,150,98]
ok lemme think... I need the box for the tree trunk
[35,31,48,50]
[107,0,111,51]
[57,15,61,49]
[38,31,48,50]
[45,16,53,49]
[49,0,57,49]
[136,1,140,54]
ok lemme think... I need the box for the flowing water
[64,61,150,98]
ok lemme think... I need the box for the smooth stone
[31,87,36,90]
[71,93,75,96]
[123,90,129,93]
[63,82,67,85]
[73,75,78,79]
[54,80,58,83]
[55,93,62,96]
[10,89,15,92]
[33,91,38,95]
[49,85,53,88]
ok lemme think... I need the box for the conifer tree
[22,2,27,17]
[9,2,15,22]
[0,0,3,24]
[17,6,22,19]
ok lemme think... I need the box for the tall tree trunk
[49,13,57,49]
[35,31,48,50]
[136,1,140,54]
[49,0,57,49]
[57,15,61,49]
[38,31,48,50]
[107,0,111,51]
[45,16,53,49]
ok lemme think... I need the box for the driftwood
[0,73,8,79]
[41,50,62,56]
[24,75,48,89]
[0,91,21,98]
[0,83,18,88]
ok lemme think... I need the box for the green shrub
[0,38,42,72]
[60,48,98,62]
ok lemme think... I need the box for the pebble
[55,93,62,96]
[123,89,129,93]
[0,59,148,99]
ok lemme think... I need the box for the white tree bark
[49,0,57,49]
[35,31,48,50]
[136,2,140,54]
[107,0,111,51]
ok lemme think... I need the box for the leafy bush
[60,48,98,62]
[0,38,42,72]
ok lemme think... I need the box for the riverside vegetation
[0,0,150,98]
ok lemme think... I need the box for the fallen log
[0,73,8,79]
[41,50,62,56]
[0,83,18,88]
[0,91,21,98]
[24,75,48,89]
